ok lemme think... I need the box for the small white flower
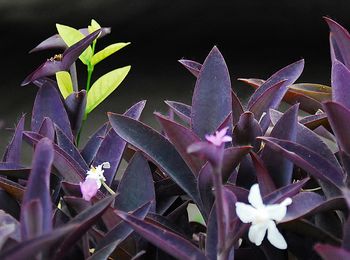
[235,184,292,250]
[85,162,110,188]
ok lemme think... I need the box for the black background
[0,0,349,150]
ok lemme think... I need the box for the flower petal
[267,220,287,249]
[235,202,257,223]
[265,204,287,222]
[248,184,264,209]
[248,222,268,246]
[80,178,99,201]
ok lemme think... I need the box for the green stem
[86,65,94,92]
[102,181,115,195]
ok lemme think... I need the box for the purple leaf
[250,152,276,196]
[81,122,109,166]
[299,113,330,131]
[261,104,298,187]
[314,243,350,259]
[2,114,25,164]
[31,82,73,141]
[187,141,224,169]
[324,17,350,69]
[248,79,287,124]
[323,101,350,155]
[0,177,25,201]
[164,100,191,125]
[21,137,54,240]
[231,90,244,126]
[332,60,350,110]
[232,111,262,151]
[24,131,86,182]
[0,224,76,260]
[191,46,232,139]
[115,210,206,260]
[115,152,155,212]
[270,109,340,169]
[53,195,116,260]
[94,101,146,186]
[108,113,201,207]
[55,125,88,170]
[38,117,55,140]
[96,201,151,250]
[178,59,202,77]
[281,192,345,223]
[259,137,344,193]
[21,30,101,86]
[247,59,304,117]
[29,27,111,53]
[155,112,204,176]
[64,90,87,137]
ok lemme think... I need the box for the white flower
[235,184,292,250]
[85,162,110,188]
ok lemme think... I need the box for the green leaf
[55,71,74,99]
[86,66,131,114]
[91,42,130,66]
[88,19,101,34]
[56,24,93,65]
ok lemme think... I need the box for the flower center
[254,208,269,224]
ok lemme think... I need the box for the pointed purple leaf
[108,113,201,207]
[31,82,73,141]
[54,195,116,260]
[315,243,350,259]
[281,192,345,223]
[0,177,25,201]
[115,152,155,212]
[332,60,350,110]
[324,17,350,69]
[231,90,244,126]
[155,113,204,176]
[299,113,330,131]
[191,46,232,139]
[2,115,25,164]
[94,101,146,186]
[248,79,287,120]
[64,90,87,137]
[29,27,110,53]
[0,224,76,260]
[81,122,109,166]
[21,138,54,240]
[250,152,276,196]
[259,137,344,192]
[261,104,298,187]
[38,117,55,140]
[55,125,88,170]
[248,59,304,130]
[115,210,206,260]
[22,30,101,86]
[270,109,340,169]
[247,60,304,108]
[24,131,86,182]
[96,201,151,250]
[232,111,262,152]
[323,101,350,155]
[164,100,191,125]
[178,59,202,77]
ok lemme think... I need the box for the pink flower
[80,178,99,201]
[80,162,110,201]
[205,127,232,146]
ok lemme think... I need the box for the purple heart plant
[0,17,349,260]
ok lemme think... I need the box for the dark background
[0,0,349,151]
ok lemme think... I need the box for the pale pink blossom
[80,162,110,201]
[205,127,232,146]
